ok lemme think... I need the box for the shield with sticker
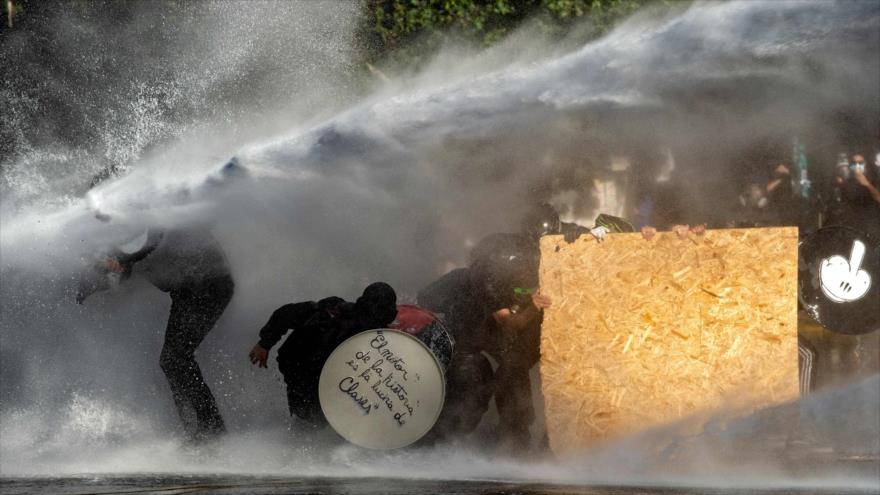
[799,226,880,335]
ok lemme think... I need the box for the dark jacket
[418,268,492,353]
[258,294,395,411]
[120,227,231,292]
[258,297,357,357]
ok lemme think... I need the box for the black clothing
[418,234,543,446]
[767,176,799,225]
[560,221,589,244]
[828,179,880,239]
[258,283,397,426]
[160,275,233,440]
[469,233,541,312]
[418,268,497,441]
[486,306,546,452]
[521,203,562,238]
[523,203,587,243]
[111,227,234,441]
[121,228,231,292]
[427,350,495,441]
[417,268,494,353]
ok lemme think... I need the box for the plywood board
[538,227,799,454]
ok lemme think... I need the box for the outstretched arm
[250,301,317,368]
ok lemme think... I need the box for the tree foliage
[359,0,662,68]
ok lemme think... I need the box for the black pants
[426,350,495,442]
[159,276,234,441]
[277,358,327,429]
[493,323,543,452]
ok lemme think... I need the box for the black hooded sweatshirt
[257,283,397,405]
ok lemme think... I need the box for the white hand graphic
[820,240,872,303]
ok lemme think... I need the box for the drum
[388,304,454,370]
[318,305,454,450]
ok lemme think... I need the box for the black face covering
[355,282,398,328]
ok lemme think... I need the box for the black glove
[563,229,581,244]
[562,225,591,244]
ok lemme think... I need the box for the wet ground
[2,476,878,495]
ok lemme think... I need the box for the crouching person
[248,282,397,428]
[418,233,551,453]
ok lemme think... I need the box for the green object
[360,0,667,70]
[792,137,811,199]
[512,286,537,307]
[594,213,635,233]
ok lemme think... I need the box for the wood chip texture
[538,227,799,454]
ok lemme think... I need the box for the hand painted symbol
[819,240,872,303]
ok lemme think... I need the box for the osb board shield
[539,227,799,454]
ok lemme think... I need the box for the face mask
[850,162,866,174]
[740,192,767,208]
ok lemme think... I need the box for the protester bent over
[78,227,234,442]
[249,282,397,428]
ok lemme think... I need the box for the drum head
[799,227,880,335]
[318,329,446,449]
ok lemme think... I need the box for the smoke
[1,0,878,487]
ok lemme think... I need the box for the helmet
[469,233,540,311]
[521,203,561,238]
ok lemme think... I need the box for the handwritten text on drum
[339,332,419,426]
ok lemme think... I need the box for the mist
[1,0,878,489]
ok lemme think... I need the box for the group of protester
[730,151,880,393]
[76,150,879,453]
[75,183,631,454]
[735,152,880,237]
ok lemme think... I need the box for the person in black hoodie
[248,282,397,428]
[418,234,551,451]
[78,227,235,442]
